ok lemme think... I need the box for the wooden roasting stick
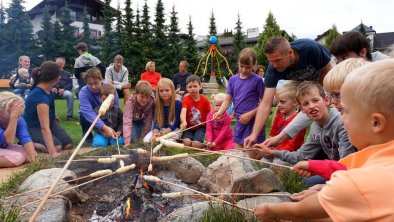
[29,94,115,222]
[144,175,254,213]
[155,119,215,142]
[160,140,291,169]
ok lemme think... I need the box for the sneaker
[66,116,75,121]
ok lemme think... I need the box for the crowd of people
[1,30,394,221]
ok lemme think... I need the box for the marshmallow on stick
[98,94,114,115]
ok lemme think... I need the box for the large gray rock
[163,157,205,183]
[35,197,71,222]
[230,168,284,200]
[19,168,82,203]
[198,151,257,193]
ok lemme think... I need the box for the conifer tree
[183,17,199,72]
[166,5,182,77]
[122,0,135,68]
[38,6,55,60]
[255,11,282,66]
[140,1,152,70]
[81,6,91,45]
[100,0,116,65]
[184,16,199,73]
[230,13,245,72]
[152,0,168,76]
[324,24,340,49]
[58,1,76,66]
[1,0,37,76]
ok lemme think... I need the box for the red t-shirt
[141,71,161,90]
[182,95,211,130]
[269,112,306,151]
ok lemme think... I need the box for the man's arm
[244,87,275,148]
[318,62,332,85]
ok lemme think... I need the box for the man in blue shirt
[244,36,332,148]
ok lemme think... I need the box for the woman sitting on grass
[0,92,36,167]
[24,61,73,158]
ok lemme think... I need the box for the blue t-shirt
[227,73,265,118]
[24,86,56,128]
[154,100,182,131]
[0,117,32,148]
[264,38,331,88]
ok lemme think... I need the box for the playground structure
[194,36,233,93]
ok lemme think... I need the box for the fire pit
[66,148,202,222]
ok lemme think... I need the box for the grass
[199,204,258,222]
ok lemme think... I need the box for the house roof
[315,29,331,41]
[350,23,376,33]
[374,32,394,50]
[28,0,118,17]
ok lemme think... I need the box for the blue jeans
[303,175,327,186]
[13,88,30,99]
[54,90,74,117]
[93,133,124,148]
[131,119,145,142]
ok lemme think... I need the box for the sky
[5,0,394,39]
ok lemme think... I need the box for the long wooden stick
[145,175,253,212]
[4,174,91,201]
[178,118,215,134]
[180,144,291,169]
[22,172,116,209]
[29,94,114,222]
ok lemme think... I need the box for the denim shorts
[181,127,206,142]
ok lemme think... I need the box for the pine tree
[152,0,168,77]
[122,0,134,68]
[140,1,152,70]
[100,0,116,65]
[166,5,182,78]
[208,10,217,36]
[52,20,63,59]
[38,6,54,61]
[58,1,76,67]
[255,11,282,66]
[130,6,143,81]
[324,24,340,49]
[1,0,37,76]
[81,6,91,45]
[231,13,246,72]
[183,16,199,73]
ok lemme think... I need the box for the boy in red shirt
[180,75,211,148]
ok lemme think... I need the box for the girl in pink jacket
[206,93,234,151]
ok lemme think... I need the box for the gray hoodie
[105,64,129,90]
[274,108,355,165]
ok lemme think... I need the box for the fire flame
[125,197,131,219]
[140,168,149,189]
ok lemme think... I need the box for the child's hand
[291,161,312,178]
[116,131,122,138]
[239,111,254,124]
[290,184,324,202]
[213,112,221,120]
[180,122,187,129]
[254,143,275,158]
[206,142,215,148]
[10,101,24,119]
[102,125,117,139]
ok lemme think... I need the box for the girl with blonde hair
[146,78,181,142]
[0,92,36,167]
